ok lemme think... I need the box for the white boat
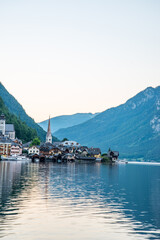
[16,156,30,161]
[96,157,102,162]
[33,158,39,163]
[1,155,10,160]
[117,159,128,164]
[1,155,30,161]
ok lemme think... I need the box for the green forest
[0,96,37,143]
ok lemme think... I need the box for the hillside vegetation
[0,96,37,142]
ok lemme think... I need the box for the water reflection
[0,161,160,239]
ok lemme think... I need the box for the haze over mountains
[54,87,160,161]
[38,113,99,133]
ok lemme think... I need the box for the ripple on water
[0,162,160,240]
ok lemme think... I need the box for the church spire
[46,116,52,144]
[47,116,51,136]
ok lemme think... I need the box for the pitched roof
[23,141,32,148]
[0,136,13,144]
[53,142,62,146]
[11,143,22,148]
[40,142,53,151]
[88,148,101,155]
[108,151,119,157]
[29,145,40,149]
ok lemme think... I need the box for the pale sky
[0,0,160,122]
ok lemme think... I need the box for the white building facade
[10,144,22,156]
[28,146,40,155]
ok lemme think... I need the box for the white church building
[0,114,15,140]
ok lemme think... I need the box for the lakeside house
[101,149,119,162]
[88,148,101,158]
[49,147,62,155]
[10,143,22,156]
[107,149,119,160]
[0,136,12,155]
[0,136,23,156]
[28,145,40,155]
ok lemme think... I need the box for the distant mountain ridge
[0,83,58,142]
[54,86,160,161]
[38,113,99,134]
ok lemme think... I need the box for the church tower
[46,116,52,144]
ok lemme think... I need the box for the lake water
[0,161,160,240]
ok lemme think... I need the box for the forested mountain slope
[0,96,37,142]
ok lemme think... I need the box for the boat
[1,155,10,160]
[117,159,128,164]
[16,155,30,161]
[96,157,102,162]
[33,158,39,163]
[1,155,30,161]
[1,155,18,161]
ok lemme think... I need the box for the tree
[62,138,69,142]
[30,137,40,146]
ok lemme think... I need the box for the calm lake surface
[0,161,160,240]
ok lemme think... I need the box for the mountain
[38,113,98,133]
[0,96,37,142]
[54,86,160,161]
[0,83,58,142]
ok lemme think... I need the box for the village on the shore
[0,114,119,163]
